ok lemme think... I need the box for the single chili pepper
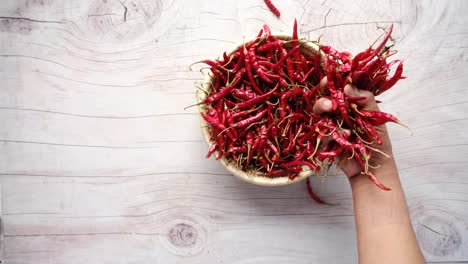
[258,156,269,171]
[375,60,404,95]
[293,72,303,83]
[243,45,263,95]
[204,82,237,104]
[362,118,382,145]
[230,108,255,121]
[201,112,226,130]
[231,88,257,100]
[317,147,343,162]
[331,131,354,150]
[309,127,327,158]
[282,127,295,154]
[222,52,229,64]
[326,58,352,127]
[354,141,367,157]
[257,39,283,53]
[206,107,217,117]
[366,171,391,191]
[227,112,235,128]
[346,96,367,102]
[261,24,272,38]
[256,28,264,38]
[305,177,326,204]
[286,58,296,82]
[357,109,400,123]
[266,140,280,156]
[264,0,281,17]
[206,142,218,158]
[246,132,254,146]
[268,169,288,177]
[215,134,226,160]
[228,146,248,153]
[292,18,299,42]
[259,124,268,147]
[283,160,317,171]
[372,24,394,57]
[270,125,279,136]
[236,108,268,128]
[258,60,275,68]
[294,149,307,161]
[222,109,230,128]
[236,83,278,109]
[353,114,366,134]
[298,66,315,83]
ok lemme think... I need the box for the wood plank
[1,0,468,263]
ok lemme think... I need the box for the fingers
[320,128,350,148]
[313,97,334,114]
[344,84,380,111]
[319,77,328,92]
[313,77,335,114]
[315,77,379,113]
[339,157,363,179]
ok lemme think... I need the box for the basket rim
[198,35,325,186]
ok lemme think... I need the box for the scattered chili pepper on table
[264,0,281,17]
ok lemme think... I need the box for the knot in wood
[168,223,198,247]
[416,216,462,256]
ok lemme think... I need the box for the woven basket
[198,35,325,186]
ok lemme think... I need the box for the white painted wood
[1,0,467,263]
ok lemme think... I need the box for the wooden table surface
[1,0,467,263]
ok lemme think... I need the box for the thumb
[344,84,379,111]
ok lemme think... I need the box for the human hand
[312,77,394,179]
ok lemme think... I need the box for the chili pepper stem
[368,163,381,169]
[196,86,209,95]
[246,120,266,130]
[395,119,414,135]
[353,130,374,144]
[198,67,212,75]
[348,148,356,159]
[365,145,391,158]
[309,138,321,158]
[188,61,205,71]
[184,102,205,110]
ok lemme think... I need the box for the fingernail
[323,99,332,110]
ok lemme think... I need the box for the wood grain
[1,0,467,263]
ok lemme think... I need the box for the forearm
[350,158,425,264]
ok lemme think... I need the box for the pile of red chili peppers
[199,21,404,191]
